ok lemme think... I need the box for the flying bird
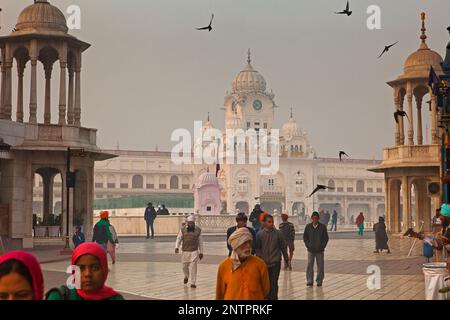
[308,185,335,198]
[394,110,409,123]
[339,151,349,161]
[378,42,398,59]
[196,13,214,32]
[335,1,352,16]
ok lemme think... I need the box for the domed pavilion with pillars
[370,13,444,234]
[0,0,115,249]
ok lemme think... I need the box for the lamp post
[61,147,86,254]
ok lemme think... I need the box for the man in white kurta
[175,214,204,288]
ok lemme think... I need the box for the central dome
[232,51,267,94]
[14,0,68,35]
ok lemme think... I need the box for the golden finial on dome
[247,48,251,65]
[420,12,429,49]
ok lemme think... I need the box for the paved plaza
[35,233,428,300]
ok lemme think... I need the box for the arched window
[146,176,155,189]
[356,180,365,193]
[182,176,190,190]
[120,175,129,189]
[95,175,104,188]
[170,176,179,189]
[132,175,143,189]
[107,175,116,189]
[295,145,299,152]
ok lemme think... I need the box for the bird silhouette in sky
[339,151,349,161]
[196,14,214,32]
[394,110,409,123]
[335,1,352,16]
[308,185,335,198]
[378,42,399,59]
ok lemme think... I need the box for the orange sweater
[216,256,270,300]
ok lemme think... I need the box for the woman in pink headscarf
[0,251,44,300]
[46,242,124,300]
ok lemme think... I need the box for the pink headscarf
[0,251,44,300]
[72,242,120,300]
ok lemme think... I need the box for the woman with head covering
[373,217,391,253]
[46,242,124,300]
[216,228,269,300]
[0,251,44,300]
[356,212,365,236]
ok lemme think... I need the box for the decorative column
[16,61,25,123]
[58,60,67,125]
[394,94,400,146]
[401,176,411,230]
[399,94,405,145]
[3,56,13,121]
[431,94,438,144]
[416,95,423,145]
[0,55,5,119]
[407,83,414,145]
[29,57,38,124]
[44,63,52,125]
[67,66,75,125]
[74,67,81,126]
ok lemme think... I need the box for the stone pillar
[401,176,411,230]
[3,56,13,121]
[389,180,401,233]
[394,94,400,146]
[67,66,75,125]
[407,83,414,145]
[44,63,52,125]
[431,95,438,144]
[74,68,81,126]
[42,173,54,225]
[16,62,25,123]
[399,94,405,145]
[416,96,423,145]
[58,61,67,125]
[0,55,6,119]
[29,56,38,124]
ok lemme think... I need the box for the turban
[228,228,253,271]
[281,213,289,221]
[259,212,267,222]
[100,211,109,219]
[441,204,450,218]
[187,214,196,222]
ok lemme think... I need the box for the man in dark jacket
[255,214,289,300]
[249,204,263,234]
[144,202,157,239]
[160,204,170,216]
[226,212,256,256]
[303,211,329,287]
[279,213,296,270]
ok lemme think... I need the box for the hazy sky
[2,0,450,159]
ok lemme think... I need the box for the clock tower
[224,50,276,132]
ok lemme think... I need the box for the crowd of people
[1,203,449,300]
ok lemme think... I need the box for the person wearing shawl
[46,242,124,300]
[175,214,204,288]
[373,217,391,253]
[356,212,365,236]
[0,251,44,300]
[216,228,269,300]
[279,213,296,270]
